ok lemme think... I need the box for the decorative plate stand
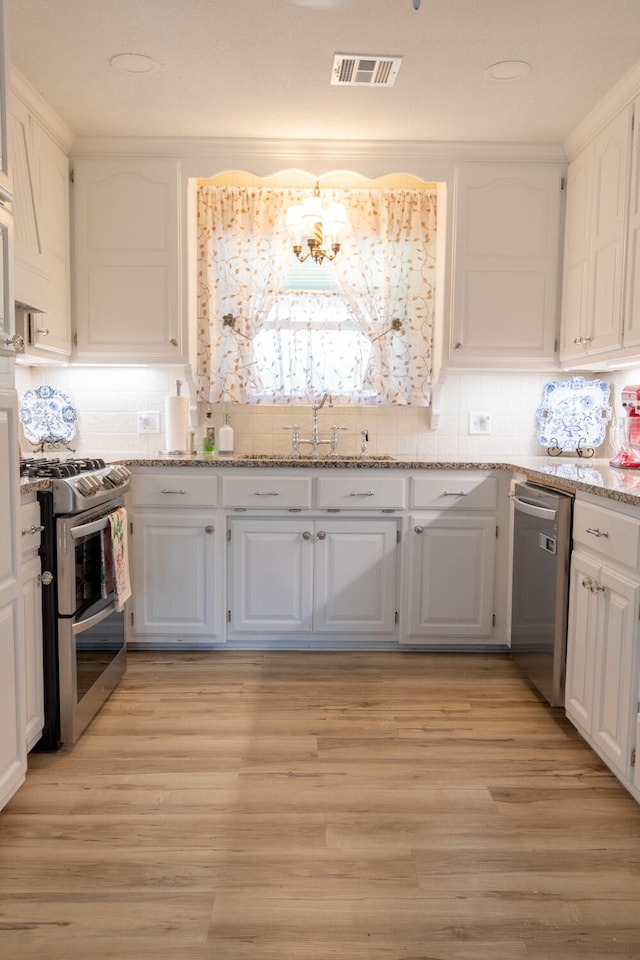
[19,385,78,451]
[536,377,611,458]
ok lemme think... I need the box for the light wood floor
[1,651,640,960]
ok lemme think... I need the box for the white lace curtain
[197,184,437,405]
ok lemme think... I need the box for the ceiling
[7,0,640,145]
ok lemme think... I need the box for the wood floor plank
[1,650,639,960]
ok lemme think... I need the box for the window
[197,183,437,406]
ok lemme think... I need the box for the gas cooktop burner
[20,457,107,478]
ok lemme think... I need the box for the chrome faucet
[309,394,330,453]
[283,395,346,456]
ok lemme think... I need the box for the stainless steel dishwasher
[510,481,574,707]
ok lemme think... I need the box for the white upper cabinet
[10,90,71,356]
[624,99,640,350]
[0,0,11,202]
[449,163,564,368]
[560,106,632,363]
[72,158,183,363]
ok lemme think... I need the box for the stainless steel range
[26,458,132,748]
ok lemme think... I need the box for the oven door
[56,507,121,617]
[58,599,126,745]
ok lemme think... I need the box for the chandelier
[285,183,347,265]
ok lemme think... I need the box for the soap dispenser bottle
[201,409,216,458]
[218,413,234,455]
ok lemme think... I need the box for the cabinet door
[591,565,640,779]
[588,107,631,354]
[451,163,563,366]
[73,158,181,362]
[11,96,71,355]
[0,202,13,348]
[131,512,218,638]
[313,520,398,634]
[0,0,11,201]
[228,519,314,633]
[0,391,26,810]
[406,514,495,638]
[565,550,599,731]
[21,553,43,750]
[559,143,594,360]
[624,97,640,348]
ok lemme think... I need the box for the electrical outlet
[469,412,491,435]
[137,411,160,434]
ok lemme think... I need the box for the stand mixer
[609,385,640,468]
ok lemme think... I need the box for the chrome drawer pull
[585,527,609,538]
[254,491,280,496]
[161,488,186,495]
[443,491,467,497]
[350,490,374,496]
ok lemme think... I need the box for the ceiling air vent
[331,54,403,87]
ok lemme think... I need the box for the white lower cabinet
[565,497,640,792]
[565,549,639,782]
[129,512,221,644]
[406,514,496,639]
[20,498,44,750]
[228,518,399,637]
[0,389,26,812]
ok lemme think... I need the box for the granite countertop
[19,454,640,508]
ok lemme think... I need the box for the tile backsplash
[15,364,635,462]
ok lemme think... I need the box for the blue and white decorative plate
[19,385,78,444]
[536,377,611,454]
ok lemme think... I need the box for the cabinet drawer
[573,500,640,568]
[130,472,218,507]
[411,473,497,510]
[20,501,42,556]
[316,475,406,510]
[222,475,312,510]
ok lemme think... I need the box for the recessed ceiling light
[484,60,532,82]
[109,53,160,75]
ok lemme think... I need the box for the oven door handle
[70,514,114,540]
[72,601,117,636]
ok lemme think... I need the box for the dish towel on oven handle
[108,507,132,611]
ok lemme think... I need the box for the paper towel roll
[165,396,189,453]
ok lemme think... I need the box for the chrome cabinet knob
[205,525,214,534]
[414,525,424,534]
[302,531,312,541]
[40,570,54,586]
[316,530,326,540]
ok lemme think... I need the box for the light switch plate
[138,411,160,434]
[469,412,491,435]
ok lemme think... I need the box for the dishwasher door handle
[512,496,557,521]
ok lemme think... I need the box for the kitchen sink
[238,453,395,462]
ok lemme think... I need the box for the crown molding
[10,66,74,152]
[70,135,567,169]
[564,58,640,158]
